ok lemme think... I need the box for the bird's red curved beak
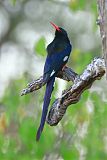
[50,22,61,32]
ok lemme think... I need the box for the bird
[36,22,72,141]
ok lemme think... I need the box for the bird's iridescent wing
[43,43,72,82]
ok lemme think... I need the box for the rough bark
[97,0,107,78]
[21,67,78,96]
[21,58,105,126]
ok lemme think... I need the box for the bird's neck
[54,35,69,43]
[46,35,71,55]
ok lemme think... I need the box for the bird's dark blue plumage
[36,23,72,141]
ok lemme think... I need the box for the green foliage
[69,0,97,14]
[1,54,106,159]
[83,92,107,159]
[34,37,46,57]
[70,49,93,73]
[11,0,16,5]
[0,77,56,159]
[69,0,86,11]
[2,0,107,159]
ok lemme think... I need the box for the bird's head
[50,22,68,38]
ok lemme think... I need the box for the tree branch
[97,0,107,78]
[21,58,105,126]
[47,58,105,126]
[21,67,78,96]
[20,0,107,129]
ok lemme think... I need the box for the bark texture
[97,0,107,77]
[21,58,105,126]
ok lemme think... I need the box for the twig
[21,67,78,96]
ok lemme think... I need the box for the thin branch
[21,67,78,96]
[46,58,105,126]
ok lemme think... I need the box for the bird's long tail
[36,76,55,141]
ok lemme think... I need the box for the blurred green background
[0,0,107,159]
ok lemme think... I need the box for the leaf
[69,0,86,11]
[11,0,16,5]
[69,0,97,14]
[34,37,46,57]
